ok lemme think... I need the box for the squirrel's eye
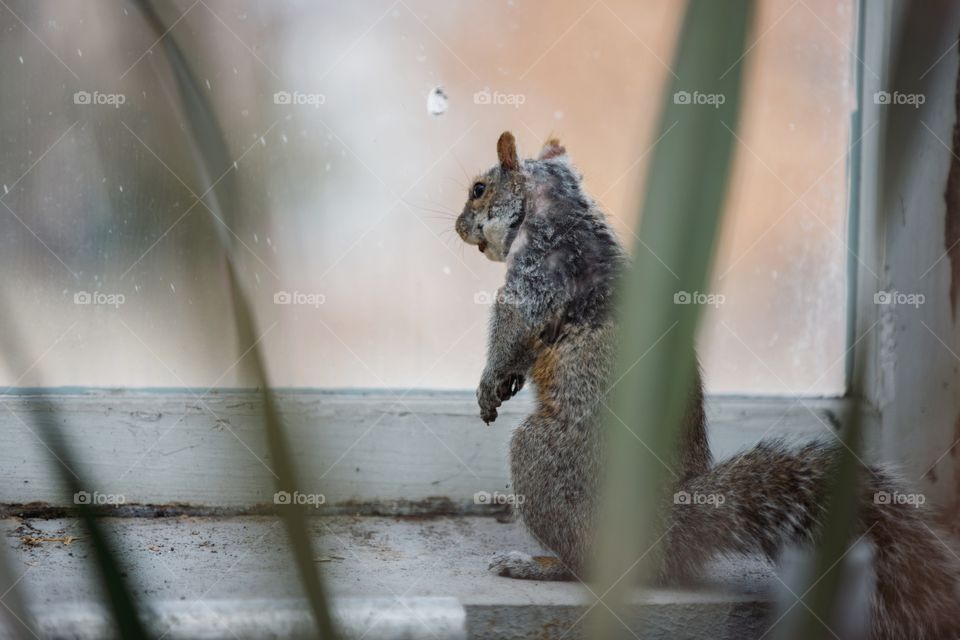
[471,182,486,199]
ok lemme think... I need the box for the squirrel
[455,130,960,639]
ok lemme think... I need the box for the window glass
[0,0,852,394]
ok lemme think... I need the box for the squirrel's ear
[538,137,566,160]
[497,131,520,171]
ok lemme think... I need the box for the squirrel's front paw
[477,381,501,424]
[496,373,524,401]
[477,393,500,424]
[478,373,524,424]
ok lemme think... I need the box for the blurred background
[0,0,853,394]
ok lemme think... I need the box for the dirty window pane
[0,0,851,394]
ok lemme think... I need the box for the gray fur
[456,132,960,639]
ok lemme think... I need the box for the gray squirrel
[456,131,960,639]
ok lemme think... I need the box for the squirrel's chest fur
[505,205,623,420]
[527,320,619,424]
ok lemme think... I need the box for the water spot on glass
[170,283,176,293]
[18,56,23,64]
[254,233,259,243]
[427,87,448,116]
[554,110,564,120]
[205,79,211,90]
[281,134,288,144]
[442,266,451,275]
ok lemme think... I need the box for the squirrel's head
[455,131,567,262]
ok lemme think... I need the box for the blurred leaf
[588,1,753,637]
[774,401,868,639]
[0,317,150,639]
[0,535,36,639]
[129,1,338,637]
[776,1,871,632]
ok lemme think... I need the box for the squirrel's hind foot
[488,551,575,581]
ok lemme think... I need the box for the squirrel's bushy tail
[666,440,960,639]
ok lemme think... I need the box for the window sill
[0,389,863,509]
[4,514,774,640]
[1,390,866,638]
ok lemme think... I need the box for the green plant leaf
[588,1,753,637]
[129,1,338,637]
[0,321,150,639]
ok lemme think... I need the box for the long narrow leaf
[589,1,753,637]
[0,316,150,638]
[0,524,38,639]
[129,2,338,637]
